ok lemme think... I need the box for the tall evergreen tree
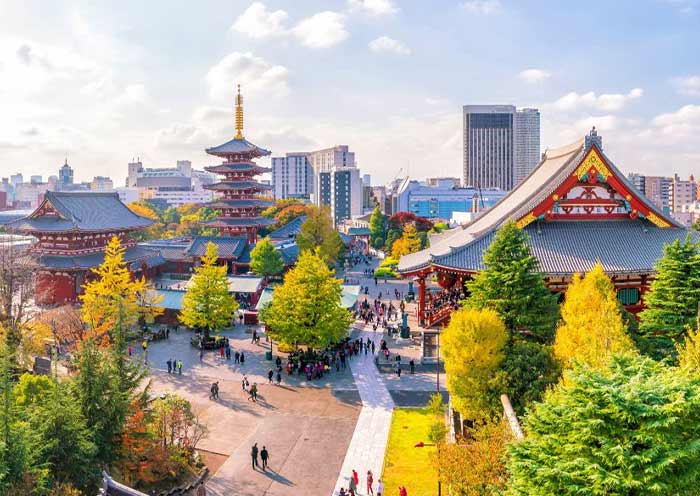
[639,235,700,358]
[179,242,238,335]
[369,205,386,249]
[259,250,352,349]
[466,220,559,342]
[250,237,284,278]
[555,263,636,369]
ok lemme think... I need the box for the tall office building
[462,105,540,190]
[271,153,314,200]
[514,108,541,183]
[58,159,74,188]
[308,145,362,226]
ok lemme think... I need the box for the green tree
[507,354,700,496]
[259,250,352,349]
[179,242,238,335]
[442,307,508,419]
[467,220,559,342]
[639,236,700,359]
[250,237,284,278]
[296,206,344,265]
[369,206,387,249]
[13,373,53,408]
[554,263,636,369]
[501,341,560,415]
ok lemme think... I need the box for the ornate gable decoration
[516,145,673,229]
[31,199,64,220]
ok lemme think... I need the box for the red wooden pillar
[418,276,426,326]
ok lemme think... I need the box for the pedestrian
[251,443,259,470]
[219,346,224,359]
[249,383,258,402]
[409,359,415,374]
[225,345,231,360]
[376,479,384,496]
[127,345,132,356]
[210,381,219,400]
[371,341,375,354]
[235,351,240,363]
[260,445,269,470]
[396,362,402,377]
[242,375,248,391]
[366,470,374,495]
[349,474,357,494]
[339,488,347,496]
[166,358,172,374]
[240,352,245,365]
[399,486,407,496]
[276,371,282,385]
[177,359,183,375]
[252,329,257,344]
[199,347,204,362]
[268,369,274,384]
[352,469,359,486]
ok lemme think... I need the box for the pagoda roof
[205,162,271,174]
[205,138,271,158]
[35,246,163,271]
[269,215,306,239]
[204,181,273,191]
[7,192,153,233]
[399,136,683,275]
[202,217,276,228]
[209,199,275,209]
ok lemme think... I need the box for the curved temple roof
[205,138,271,158]
[398,137,684,275]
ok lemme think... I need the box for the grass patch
[382,407,438,495]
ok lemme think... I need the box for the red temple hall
[202,85,274,242]
[7,191,162,306]
[399,129,697,328]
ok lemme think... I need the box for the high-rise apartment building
[462,105,540,190]
[308,145,362,226]
[671,174,696,213]
[271,153,314,200]
[640,176,672,214]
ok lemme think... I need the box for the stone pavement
[332,329,395,496]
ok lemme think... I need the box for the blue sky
[1,0,699,185]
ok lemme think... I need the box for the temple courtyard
[137,268,446,495]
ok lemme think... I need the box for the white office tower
[308,145,362,226]
[514,108,541,183]
[271,153,314,200]
[463,105,540,190]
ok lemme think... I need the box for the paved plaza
[136,258,446,495]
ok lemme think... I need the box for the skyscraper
[462,105,540,190]
[308,145,362,226]
[58,159,74,188]
[271,152,314,200]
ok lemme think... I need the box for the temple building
[398,129,696,328]
[202,85,275,242]
[7,191,162,306]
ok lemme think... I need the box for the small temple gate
[7,192,162,306]
[202,85,275,242]
[398,129,697,328]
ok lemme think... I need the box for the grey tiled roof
[205,138,271,157]
[269,216,306,239]
[277,242,299,265]
[205,163,271,174]
[37,246,162,270]
[185,236,247,259]
[398,138,681,273]
[431,220,697,276]
[209,199,275,209]
[202,217,276,227]
[205,181,273,191]
[7,192,153,233]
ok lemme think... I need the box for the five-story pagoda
[202,85,274,242]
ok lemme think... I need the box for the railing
[426,305,453,327]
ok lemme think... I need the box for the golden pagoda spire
[234,84,244,139]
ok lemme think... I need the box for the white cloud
[205,52,289,101]
[518,68,551,84]
[368,36,411,55]
[348,0,399,16]
[552,88,643,112]
[652,104,700,137]
[671,75,700,96]
[231,2,289,39]
[461,0,501,14]
[292,12,348,48]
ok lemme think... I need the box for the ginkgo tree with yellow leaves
[554,262,635,369]
[179,242,238,336]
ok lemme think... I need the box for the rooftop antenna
[235,84,244,140]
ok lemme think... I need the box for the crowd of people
[338,469,392,496]
[424,285,464,323]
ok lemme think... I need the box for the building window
[617,288,640,306]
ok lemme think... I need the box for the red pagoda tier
[7,191,163,306]
[202,85,274,242]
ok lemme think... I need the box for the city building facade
[271,153,313,200]
[307,145,362,226]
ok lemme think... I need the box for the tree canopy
[507,354,700,496]
[639,236,700,358]
[391,224,423,259]
[369,206,387,249]
[127,202,218,240]
[250,236,284,278]
[441,307,508,419]
[466,220,559,342]
[296,205,344,265]
[259,250,352,349]
[179,242,238,334]
[554,263,635,369]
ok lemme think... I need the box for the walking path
[332,329,395,495]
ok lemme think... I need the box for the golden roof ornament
[234,84,244,140]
